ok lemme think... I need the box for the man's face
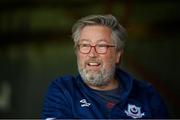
[76,25,121,87]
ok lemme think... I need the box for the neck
[88,78,119,91]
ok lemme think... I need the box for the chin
[86,68,100,73]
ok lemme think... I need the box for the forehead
[79,25,112,43]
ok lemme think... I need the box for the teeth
[89,62,99,66]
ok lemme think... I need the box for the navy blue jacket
[41,69,169,119]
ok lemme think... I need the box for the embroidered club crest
[125,104,145,118]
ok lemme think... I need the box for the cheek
[102,55,116,67]
[77,54,86,65]
[105,51,121,65]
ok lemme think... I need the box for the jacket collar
[76,68,133,101]
[115,68,133,101]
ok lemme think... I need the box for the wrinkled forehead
[79,25,113,44]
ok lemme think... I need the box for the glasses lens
[79,44,90,53]
[96,45,107,53]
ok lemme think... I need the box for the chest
[69,89,151,119]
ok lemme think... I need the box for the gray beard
[78,64,116,87]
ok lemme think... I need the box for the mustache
[85,59,102,64]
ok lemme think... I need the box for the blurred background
[0,0,179,118]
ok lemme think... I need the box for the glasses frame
[77,44,115,54]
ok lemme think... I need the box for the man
[41,14,169,119]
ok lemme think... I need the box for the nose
[89,46,98,57]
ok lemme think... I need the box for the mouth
[87,62,101,66]
[86,61,101,70]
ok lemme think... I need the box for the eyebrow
[79,39,108,43]
[96,39,108,43]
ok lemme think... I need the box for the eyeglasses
[77,44,115,54]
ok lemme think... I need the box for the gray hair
[72,14,128,52]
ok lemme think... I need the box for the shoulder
[50,75,75,87]
[52,75,75,84]
[132,79,156,95]
[132,79,169,118]
[43,74,77,105]
[49,75,76,90]
[131,79,164,102]
[131,79,164,107]
[133,79,164,103]
[42,75,76,118]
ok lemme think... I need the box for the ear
[115,49,124,64]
